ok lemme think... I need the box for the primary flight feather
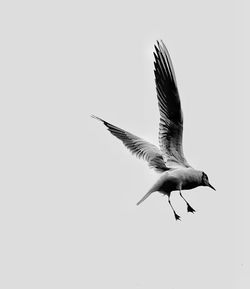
[92,40,215,220]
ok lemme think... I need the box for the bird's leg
[168,196,181,221]
[179,190,196,213]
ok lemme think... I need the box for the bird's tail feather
[136,190,154,206]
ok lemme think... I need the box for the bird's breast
[156,174,180,192]
[181,180,200,190]
[179,170,201,190]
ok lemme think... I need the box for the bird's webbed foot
[187,203,196,214]
[168,197,181,221]
[174,212,181,221]
[179,190,196,214]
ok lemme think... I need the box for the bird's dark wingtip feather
[156,39,165,48]
[154,44,159,53]
[154,40,167,60]
[91,114,104,123]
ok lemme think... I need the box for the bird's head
[201,172,216,190]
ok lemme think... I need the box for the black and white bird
[91,40,215,220]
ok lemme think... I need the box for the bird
[91,40,215,220]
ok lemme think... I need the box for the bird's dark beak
[208,183,216,191]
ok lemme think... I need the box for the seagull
[91,40,215,220]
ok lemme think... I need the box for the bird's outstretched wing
[154,40,190,168]
[91,115,168,173]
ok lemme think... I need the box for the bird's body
[156,168,203,194]
[92,40,215,220]
[136,168,204,209]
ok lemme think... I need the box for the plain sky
[0,0,248,288]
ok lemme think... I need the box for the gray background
[0,0,247,288]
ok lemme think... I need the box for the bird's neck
[174,168,202,190]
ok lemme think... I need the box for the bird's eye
[202,172,208,181]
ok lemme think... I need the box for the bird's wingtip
[155,40,167,55]
[156,39,164,46]
[91,114,103,122]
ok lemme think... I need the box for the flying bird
[91,40,215,220]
